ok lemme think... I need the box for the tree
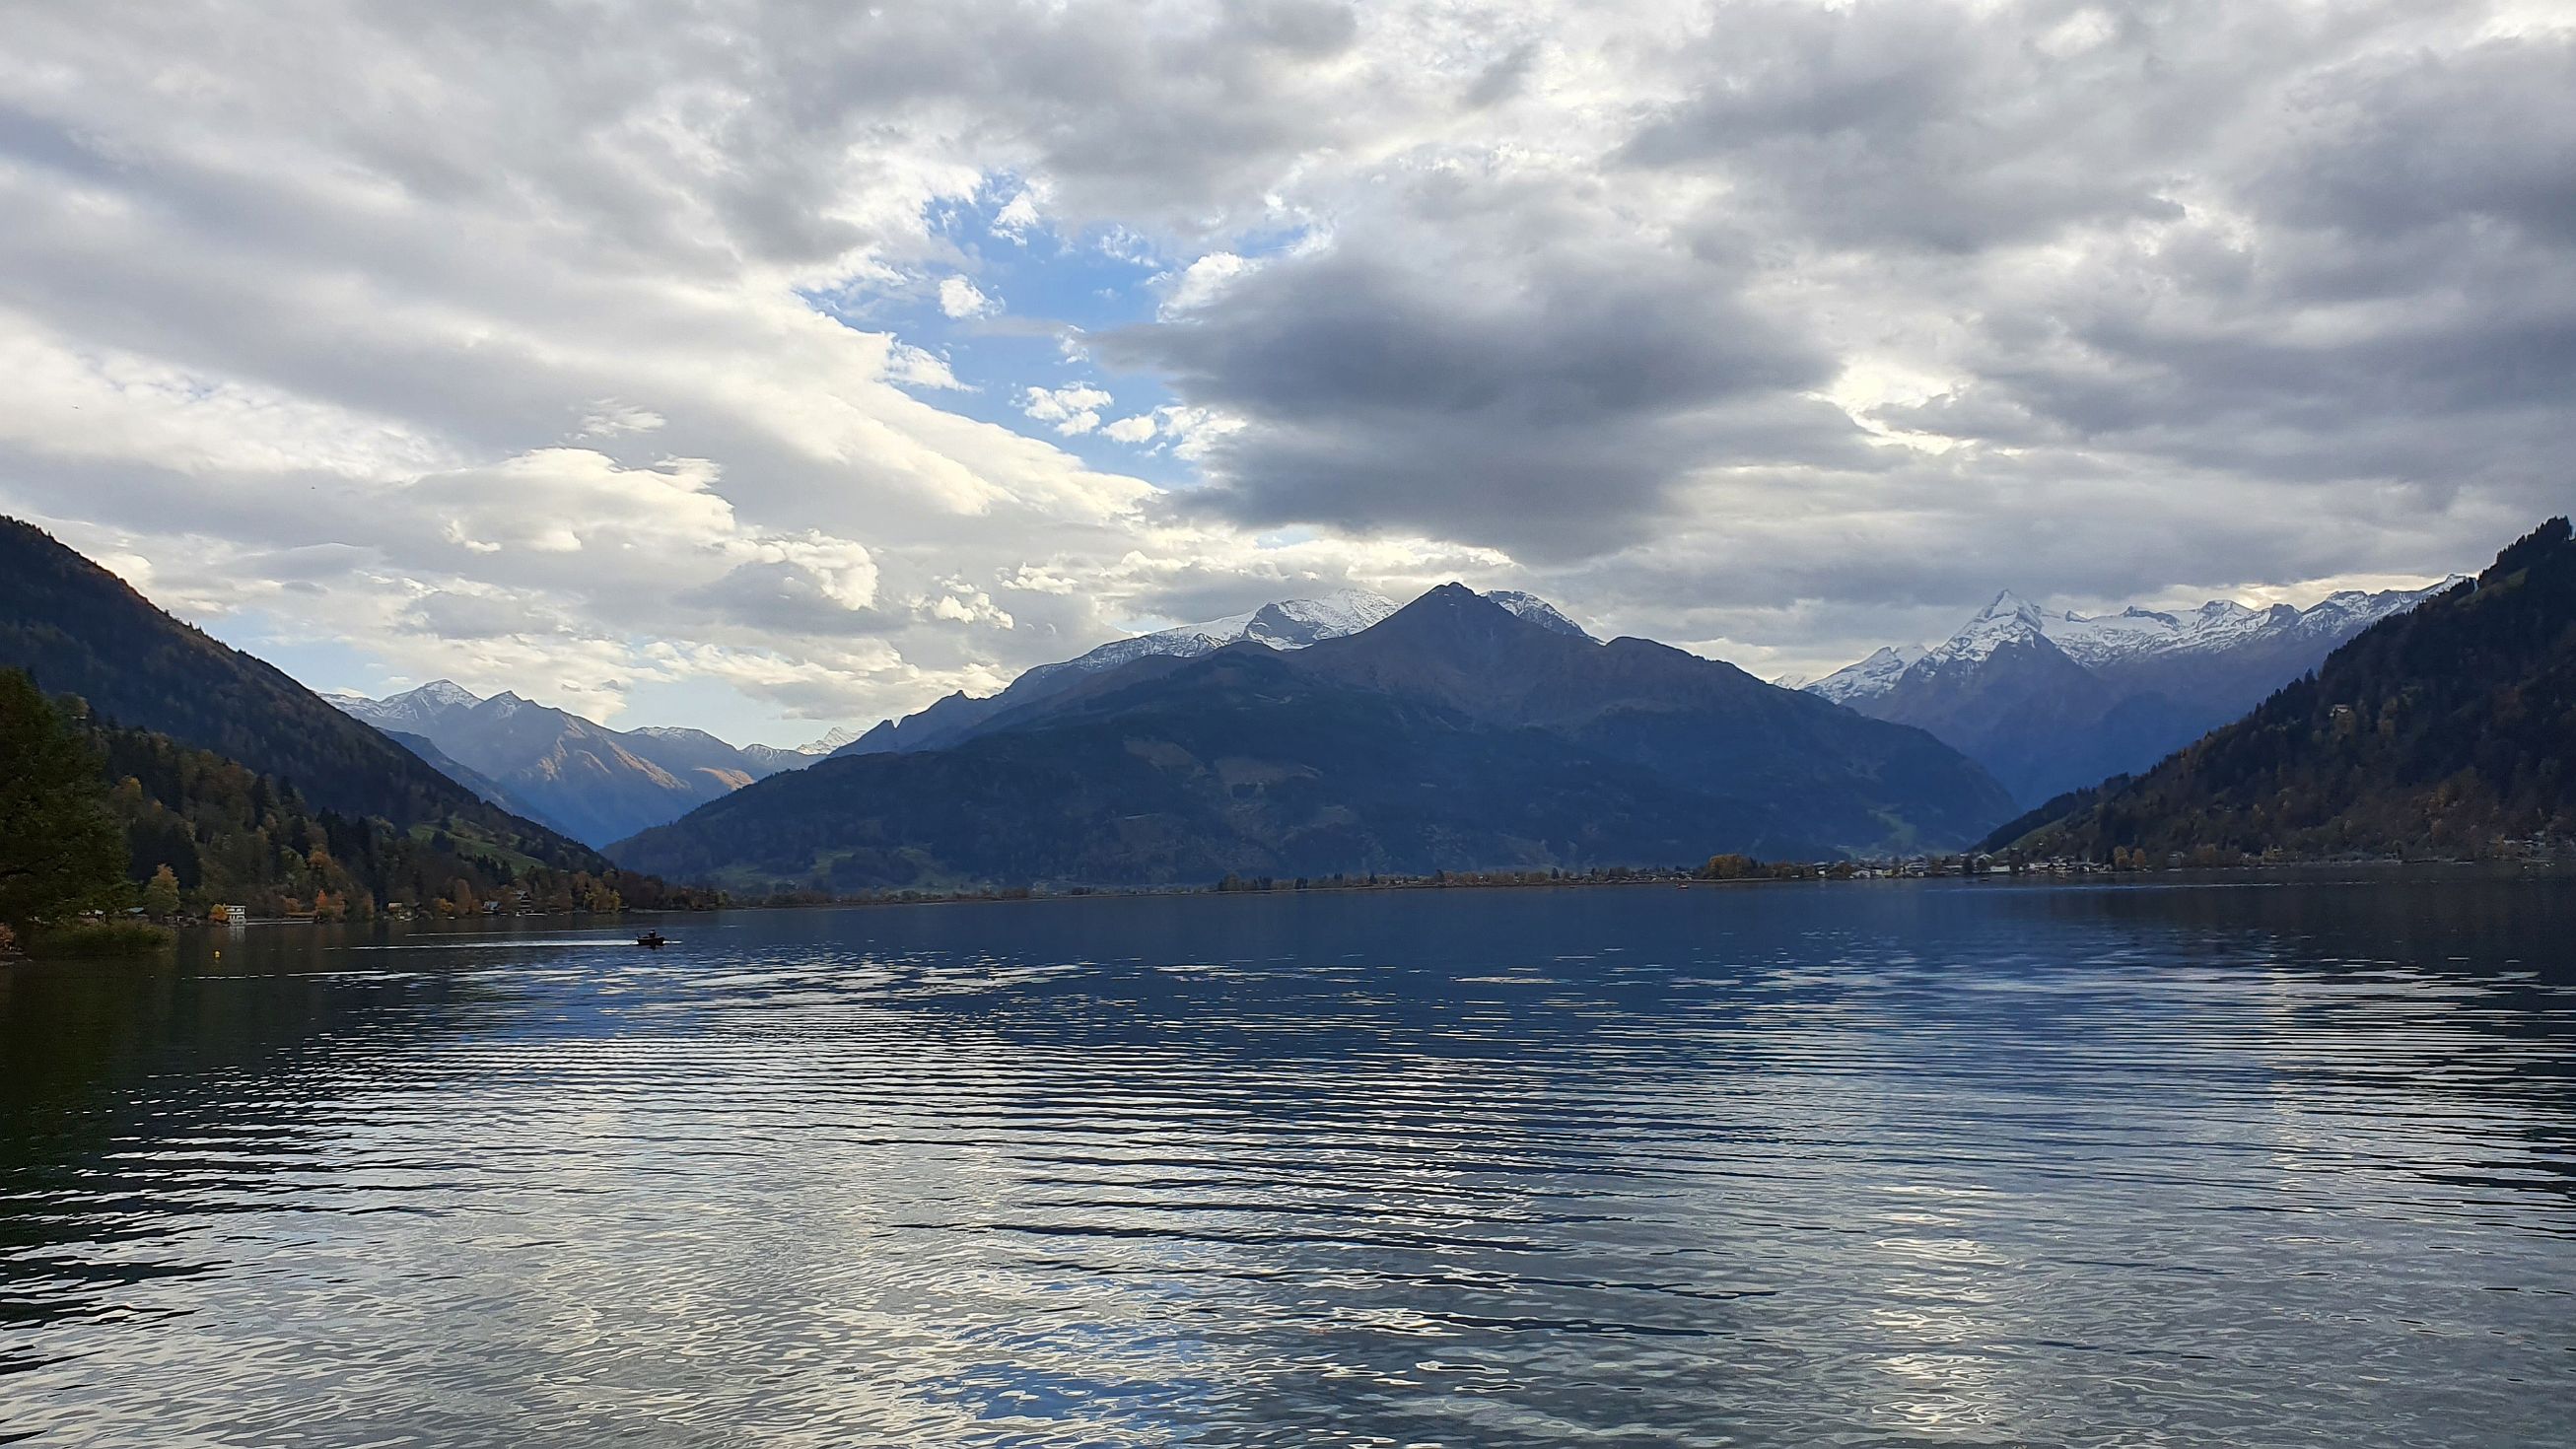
[142,863,181,919]
[0,670,127,932]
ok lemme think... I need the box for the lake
[3,875,2572,1446]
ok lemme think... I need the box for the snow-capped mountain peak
[1801,576,2460,715]
[1486,589,1594,640]
[1803,645,1925,705]
[1974,589,2048,625]
[796,724,863,755]
[324,678,484,731]
[1923,595,2056,669]
[1256,587,1402,643]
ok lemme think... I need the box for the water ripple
[2,877,2573,1446]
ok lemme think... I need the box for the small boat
[636,931,668,948]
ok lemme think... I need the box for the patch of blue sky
[802,179,1308,490]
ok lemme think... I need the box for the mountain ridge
[1800,578,2457,804]
[612,585,2016,888]
[833,587,1405,759]
[325,681,797,847]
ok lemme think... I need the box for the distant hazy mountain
[1799,580,2459,806]
[1995,519,2572,859]
[612,586,2012,890]
[327,681,799,846]
[0,517,602,873]
[834,587,1405,758]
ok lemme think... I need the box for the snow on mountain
[740,724,864,771]
[1812,579,2461,695]
[797,724,864,754]
[1253,587,1402,643]
[625,724,734,746]
[1798,576,2465,806]
[1803,645,1926,705]
[1918,590,2054,671]
[1015,588,1400,694]
[325,678,481,731]
[2032,582,2460,668]
[1485,589,1593,640]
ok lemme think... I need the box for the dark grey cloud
[1103,176,1868,557]
[1083,0,2573,610]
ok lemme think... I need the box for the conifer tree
[0,670,126,932]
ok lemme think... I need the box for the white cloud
[992,190,1043,240]
[1019,383,1115,436]
[1162,251,1253,312]
[0,0,2560,734]
[937,276,999,318]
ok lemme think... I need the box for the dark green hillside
[614,646,1833,891]
[2008,518,2576,860]
[0,518,592,870]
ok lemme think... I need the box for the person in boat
[636,931,667,947]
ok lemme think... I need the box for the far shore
[119,851,2564,934]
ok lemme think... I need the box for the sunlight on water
[2,876,2572,1446]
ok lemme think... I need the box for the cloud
[0,0,2562,729]
[1019,383,1115,436]
[578,400,666,438]
[1161,251,1254,312]
[937,276,999,318]
[1104,180,1856,557]
[991,189,1043,241]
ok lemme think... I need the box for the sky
[2,1,2569,746]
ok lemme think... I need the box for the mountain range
[321,589,1575,846]
[1994,518,2575,860]
[612,585,2017,891]
[324,683,853,847]
[1793,580,2458,806]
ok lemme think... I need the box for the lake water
[3,875,2573,1446]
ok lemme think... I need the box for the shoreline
[85,853,2569,937]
